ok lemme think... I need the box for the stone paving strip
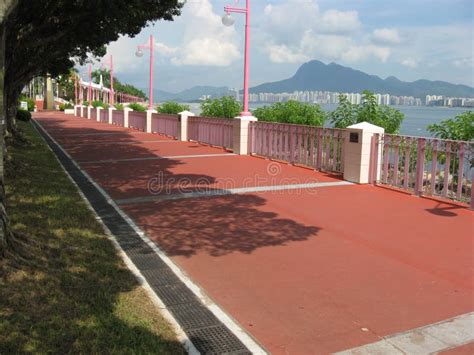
[336,312,474,355]
[115,181,354,205]
[78,153,237,165]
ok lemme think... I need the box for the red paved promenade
[34,112,474,354]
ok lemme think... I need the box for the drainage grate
[140,268,181,286]
[187,325,252,354]
[152,283,199,306]
[168,303,221,331]
[33,119,257,355]
[128,251,168,271]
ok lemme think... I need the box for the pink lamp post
[87,64,92,104]
[222,0,251,116]
[136,35,154,110]
[101,55,114,105]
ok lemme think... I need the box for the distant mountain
[154,86,232,102]
[250,60,474,99]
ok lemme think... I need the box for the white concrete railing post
[108,107,115,124]
[146,109,157,133]
[343,122,384,184]
[96,107,102,122]
[80,105,84,117]
[233,115,257,155]
[87,105,93,119]
[124,107,133,128]
[177,110,195,141]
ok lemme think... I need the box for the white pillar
[177,110,195,141]
[232,116,257,155]
[96,107,102,122]
[87,105,93,119]
[146,109,157,133]
[124,107,133,128]
[343,122,384,184]
[108,107,115,124]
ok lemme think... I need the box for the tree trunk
[0,0,18,257]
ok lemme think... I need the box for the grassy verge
[0,120,185,353]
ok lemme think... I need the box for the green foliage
[158,101,190,115]
[127,103,146,112]
[18,95,35,112]
[114,103,124,111]
[253,101,326,126]
[58,103,73,111]
[4,0,183,130]
[91,100,105,108]
[330,90,404,134]
[92,69,147,99]
[427,111,474,141]
[83,101,89,106]
[200,97,242,118]
[16,109,32,122]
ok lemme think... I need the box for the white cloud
[401,57,418,68]
[155,42,177,57]
[342,45,391,63]
[261,0,388,65]
[319,10,361,34]
[170,0,240,66]
[452,57,473,68]
[265,43,309,64]
[172,38,239,66]
[372,28,401,45]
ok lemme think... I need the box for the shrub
[200,96,241,118]
[428,111,474,141]
[59,102,73,111]
[157,101,190,115]
[16,109,32,122]
[18,95,35,112]
[253,101,326,126]
[127,102,146,112]
[83,100,89,106]
[114,103,124,111]
[330,91,404,134]
[91,100,105,108]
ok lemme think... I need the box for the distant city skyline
[81,0,473,92]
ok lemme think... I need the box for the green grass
[0,120,185,354]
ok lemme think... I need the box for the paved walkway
[34,112,474,354]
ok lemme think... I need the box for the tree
[158,101,190,114]
[330,90,405,133]
[200,96,242,118]
[427,111,474,141]
[4,0,182,135]
[329,94,356,129]
[254,100,326,126]
[0,0,182,255]
[0,0,18,256]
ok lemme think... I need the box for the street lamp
[222,0,251,116]
[101,55,114,105]
[136,35,154,110]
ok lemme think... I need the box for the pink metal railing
[112,110,124,126]
[100,109,108,122]
[128,111,146,131]
[249,122,345,173]
[376,134,473,206]
[90,108,96,120]
[188,116,234,149]
[151,113,179,138]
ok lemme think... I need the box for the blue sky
[86,0,473,93]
